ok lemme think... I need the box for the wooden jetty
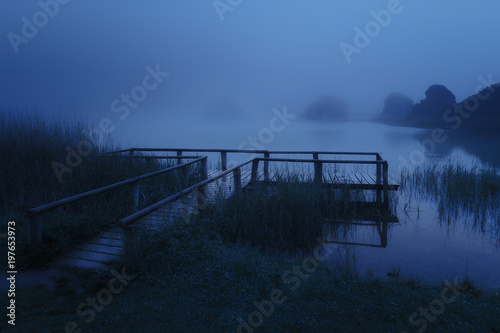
[27,149,400,269]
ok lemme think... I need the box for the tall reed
[400,162,500,233]
[0,111,190,267]
[195,173,370,253]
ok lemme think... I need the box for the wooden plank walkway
[53,168,398,270]
[54,169,255,269]
[325,172,399,191]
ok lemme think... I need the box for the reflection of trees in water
[413,130,454,157]
[414,130,500,166]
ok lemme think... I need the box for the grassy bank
[5,207,500,332]
[0,112,197,268]
[2,113,499,332]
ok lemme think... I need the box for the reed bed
[0,111,193,268]
[400,162,500,233]
[194,172,372,253]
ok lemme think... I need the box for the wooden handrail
[250,157,390,206]
[255,157,387,165]
[120,159,254,227]
[27,157,207,217]
[98,155,201,160]
[108,148,382,158]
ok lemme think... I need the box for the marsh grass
[1,122,498,332]
[6,214,499,333]
[400,162,500,243]
[0,111,195,268]
[195,172,376,253]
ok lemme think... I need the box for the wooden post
[177,150,182,165]
[233,168,242,196]
[130,181,140,212]
[381,221,388,248]
[182,165,189,188]
[376,220,388,248]
[122,225,138,269]
[28,214,42,247]
[376,154,382,205]
[383,162,389,209]
[313,153,322,184]
[198,158,208,207]
[251,159,259,186]
[264,152,270,182]
[221,151,227,171]
[201,157,208,181]
[314,162,323,184]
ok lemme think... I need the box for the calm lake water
[115,115,500,289]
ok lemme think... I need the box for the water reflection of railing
[324,220,393,248]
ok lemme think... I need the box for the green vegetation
[0,112,198,269]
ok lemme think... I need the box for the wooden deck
[54,170,255,269]
[53,170,398,269]
[28,149,400,270]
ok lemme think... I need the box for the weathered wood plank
[99,231,122,240]
[76,243,123,256]
[64,249,122,262]
[87,237,122,247]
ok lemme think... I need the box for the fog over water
[2,1,500,125]
[2,1,500,289]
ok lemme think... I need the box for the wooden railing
[28,148,394,268]
[116,151,391,267]
[118,159,254,266]
[106,148,383,180]
[26,156,207,247]
[250,157,389,205]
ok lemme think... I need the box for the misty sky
[1,0,500,122]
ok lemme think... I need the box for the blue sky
[1,0,499,121]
